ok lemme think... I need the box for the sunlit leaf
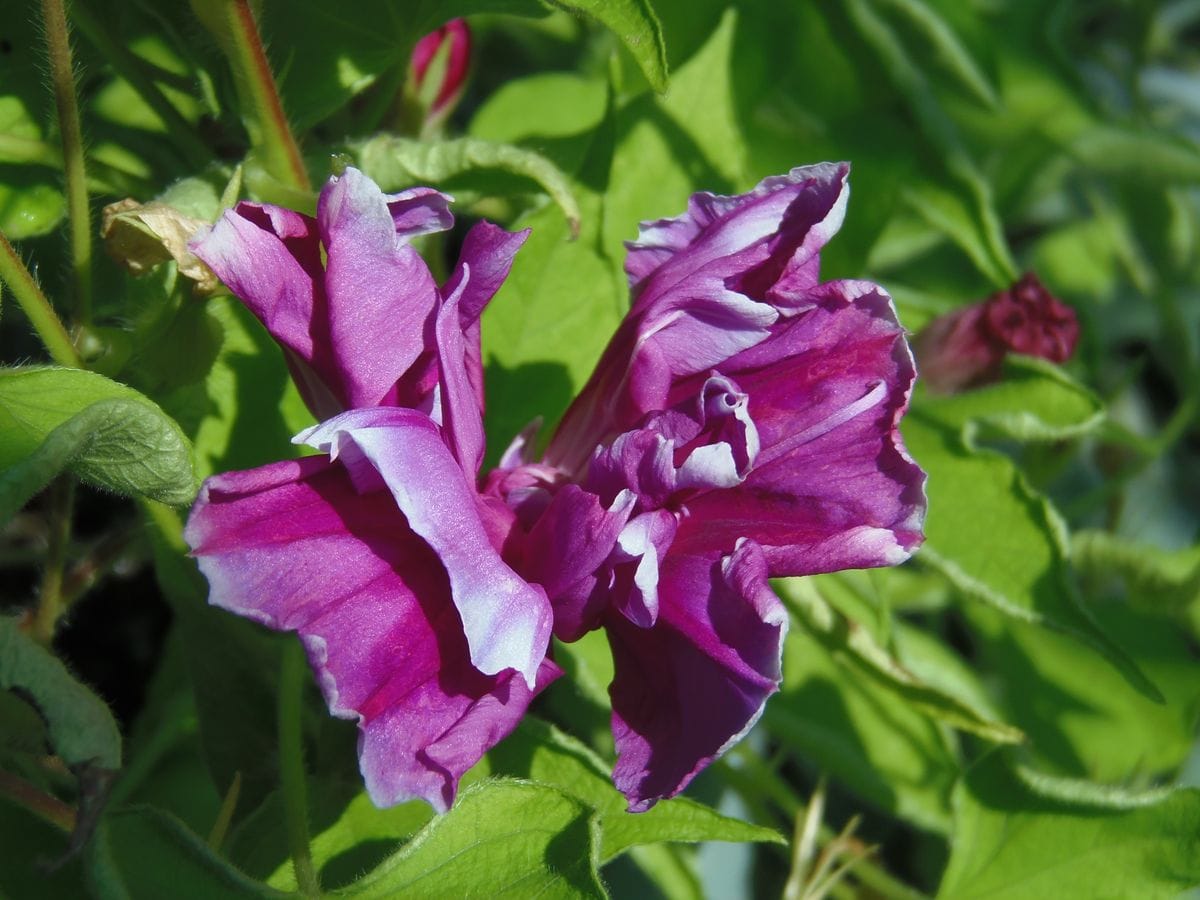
[939,754,1200,899]
[0,367,196,520]
[339,779,605,899]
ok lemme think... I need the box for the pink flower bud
[409,19,471,119]
[913,273,1080,394]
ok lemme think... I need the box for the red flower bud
[913,273,1080,394]
[409,19,471,119]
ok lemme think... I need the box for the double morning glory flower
[185,163,926,813]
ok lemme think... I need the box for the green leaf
[1067,126,1200,184]
[480,718,784,862]
[90,806,286,899]
[186,297,312,481]
[142,502,285,815]
[0,617,121,771]
[965,598,1200,785]
[872,0,998,108]
[938,754,1200,899]
[1,615,122,860]
[355,134,581,233]
[765,610,959,834]
[922,356,1106,442]
[481,94,623,444]
[902,180,1012,288]
[550,0,669,92]
[469,72,609,178]
[777,578,1024,745]
[905,361,1158,700]
[0,11,66,238]
[0,367,196,520]
[1072,530,1200,614]
[266,792,433,891]
[601,7,745,270]
[339,779,605,899]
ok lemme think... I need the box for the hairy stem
[32,479,75,645]
[40,0,93,323]
[0,232,82,368]
[221,0,311,194]
[279,640,320,898]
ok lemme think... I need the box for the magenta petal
[673,280,926,573]
[522,484,636,641]
[549,164,851,473]
[318,168,441,409]
[607,540,786,811]
[443,222,531,413]
[192,203,324,359]
[435,270,485,474]
[608,509,679,629]
[297,408,553,686]
[184,457,559,811]
[384,186,455,239]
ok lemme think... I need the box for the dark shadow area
[483,359,574,469]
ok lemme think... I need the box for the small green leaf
[90,806,287,900]
[0,367,196,520]
[873,0,998,108]
[549,0,669,92]
[922,356,1106,443]
[339,779,605,899]
[902,180,1012,288]
[481,718,784,862]
[938,754,1200,899]
[355,134,581,234]
[1067,126,1200,184]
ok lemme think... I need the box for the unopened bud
[913,273,1080,394]
[409,19,471,125]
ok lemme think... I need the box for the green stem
[40,0,93,324]
[0,768,77,833]
[0,232,82,367]
[69,3,211,171]
[221,0,311,193]
[32,479,75,645]
[279,640,320,898]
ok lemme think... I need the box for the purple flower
[186,168,554,811]
[912,272,1080,394]
[492,163,926,809]
[185,163,926,815]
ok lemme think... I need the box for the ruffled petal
[384,186,454,240]
[607,509,678,629]
[447,222,530,413]
[191,203,343,417]
[297,407,553,687]
[317,167,441,409]
[671,280,926,573]
[434,267,485,474]
[521,484,636,641]
[607,540,786,811]
[550,164,850,473]
[184,457,559,812]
